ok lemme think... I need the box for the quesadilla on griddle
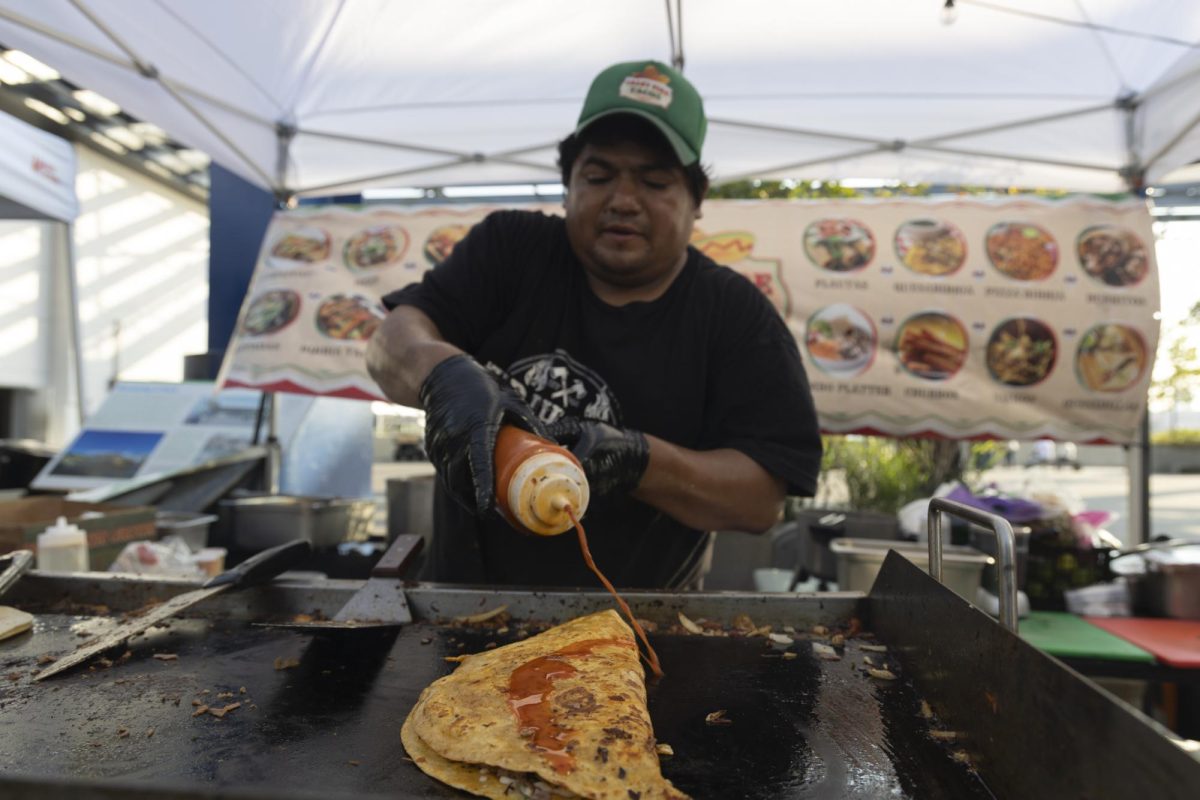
[402,610,688,799]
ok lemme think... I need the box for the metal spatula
[267,534,423,632]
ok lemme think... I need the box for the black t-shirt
[382,210,821,589]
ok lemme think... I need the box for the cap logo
[618,65,673,109]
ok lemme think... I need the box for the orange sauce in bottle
[494,426,589,536]
[493,425,663,677]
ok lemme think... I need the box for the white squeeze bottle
[36,516,90,572]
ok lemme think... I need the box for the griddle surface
[0,614,992,798]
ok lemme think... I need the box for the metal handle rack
[927,498,1020,633]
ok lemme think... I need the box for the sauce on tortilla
[508,655,578,772]
[507,638,629,773]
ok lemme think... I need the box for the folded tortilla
[402,609,689,799]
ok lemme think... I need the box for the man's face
[564,134,699,297]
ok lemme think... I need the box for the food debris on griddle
[812,642,840,661]
[704,709,732,726]
[36,654,56,665]
[677,611,704,635]
[152,653,178,662]
[273,656,301,671]
[208,702,241,718]
[868,668,898,681]
[452,605,509,624]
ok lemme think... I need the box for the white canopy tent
[0,0,1190,542]
[0,0,1198,198]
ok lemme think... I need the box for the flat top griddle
[0,607,989,799]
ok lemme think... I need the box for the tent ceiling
[1,0,1198,197]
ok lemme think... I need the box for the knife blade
[36,539,309,681]
[0,550,33,599]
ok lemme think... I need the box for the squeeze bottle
[493,426,590,536]
[36,516,90,572]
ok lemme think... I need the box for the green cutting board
[1019,611,1155,663]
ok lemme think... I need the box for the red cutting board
[1085,617,1200,668]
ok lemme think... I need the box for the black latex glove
[419,354,545,515]
[545,417,650,499]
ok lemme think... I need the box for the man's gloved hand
[545,417,649,499]
[419,354,545,515]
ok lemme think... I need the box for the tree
[1151,301,1200,431]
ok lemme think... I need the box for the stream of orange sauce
[565,506,664,678]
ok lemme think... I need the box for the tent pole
[275,122,295,198]
[1120,94,1150,546]
[912,101,1116,146]
[62,223,86,428]
[1127,412,1150,545]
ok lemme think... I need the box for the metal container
[1108,540,1200,620]
[1139,563,1200,619]
[831,537,992,601]
[800,509,899,582]
[218,495,372,550]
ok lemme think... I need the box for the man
[366,60,821,588]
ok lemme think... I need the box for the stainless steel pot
[1137,563,1200,619]
[1108,539,1200,620]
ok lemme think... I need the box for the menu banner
[218,198,1159,444]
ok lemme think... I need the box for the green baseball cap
[575,60,707,166]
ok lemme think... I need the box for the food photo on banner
[217,197,1158,446]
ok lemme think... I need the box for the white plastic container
[36,516,90,572]
[829,537,992,601]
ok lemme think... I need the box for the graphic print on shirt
[488,349,622,426]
